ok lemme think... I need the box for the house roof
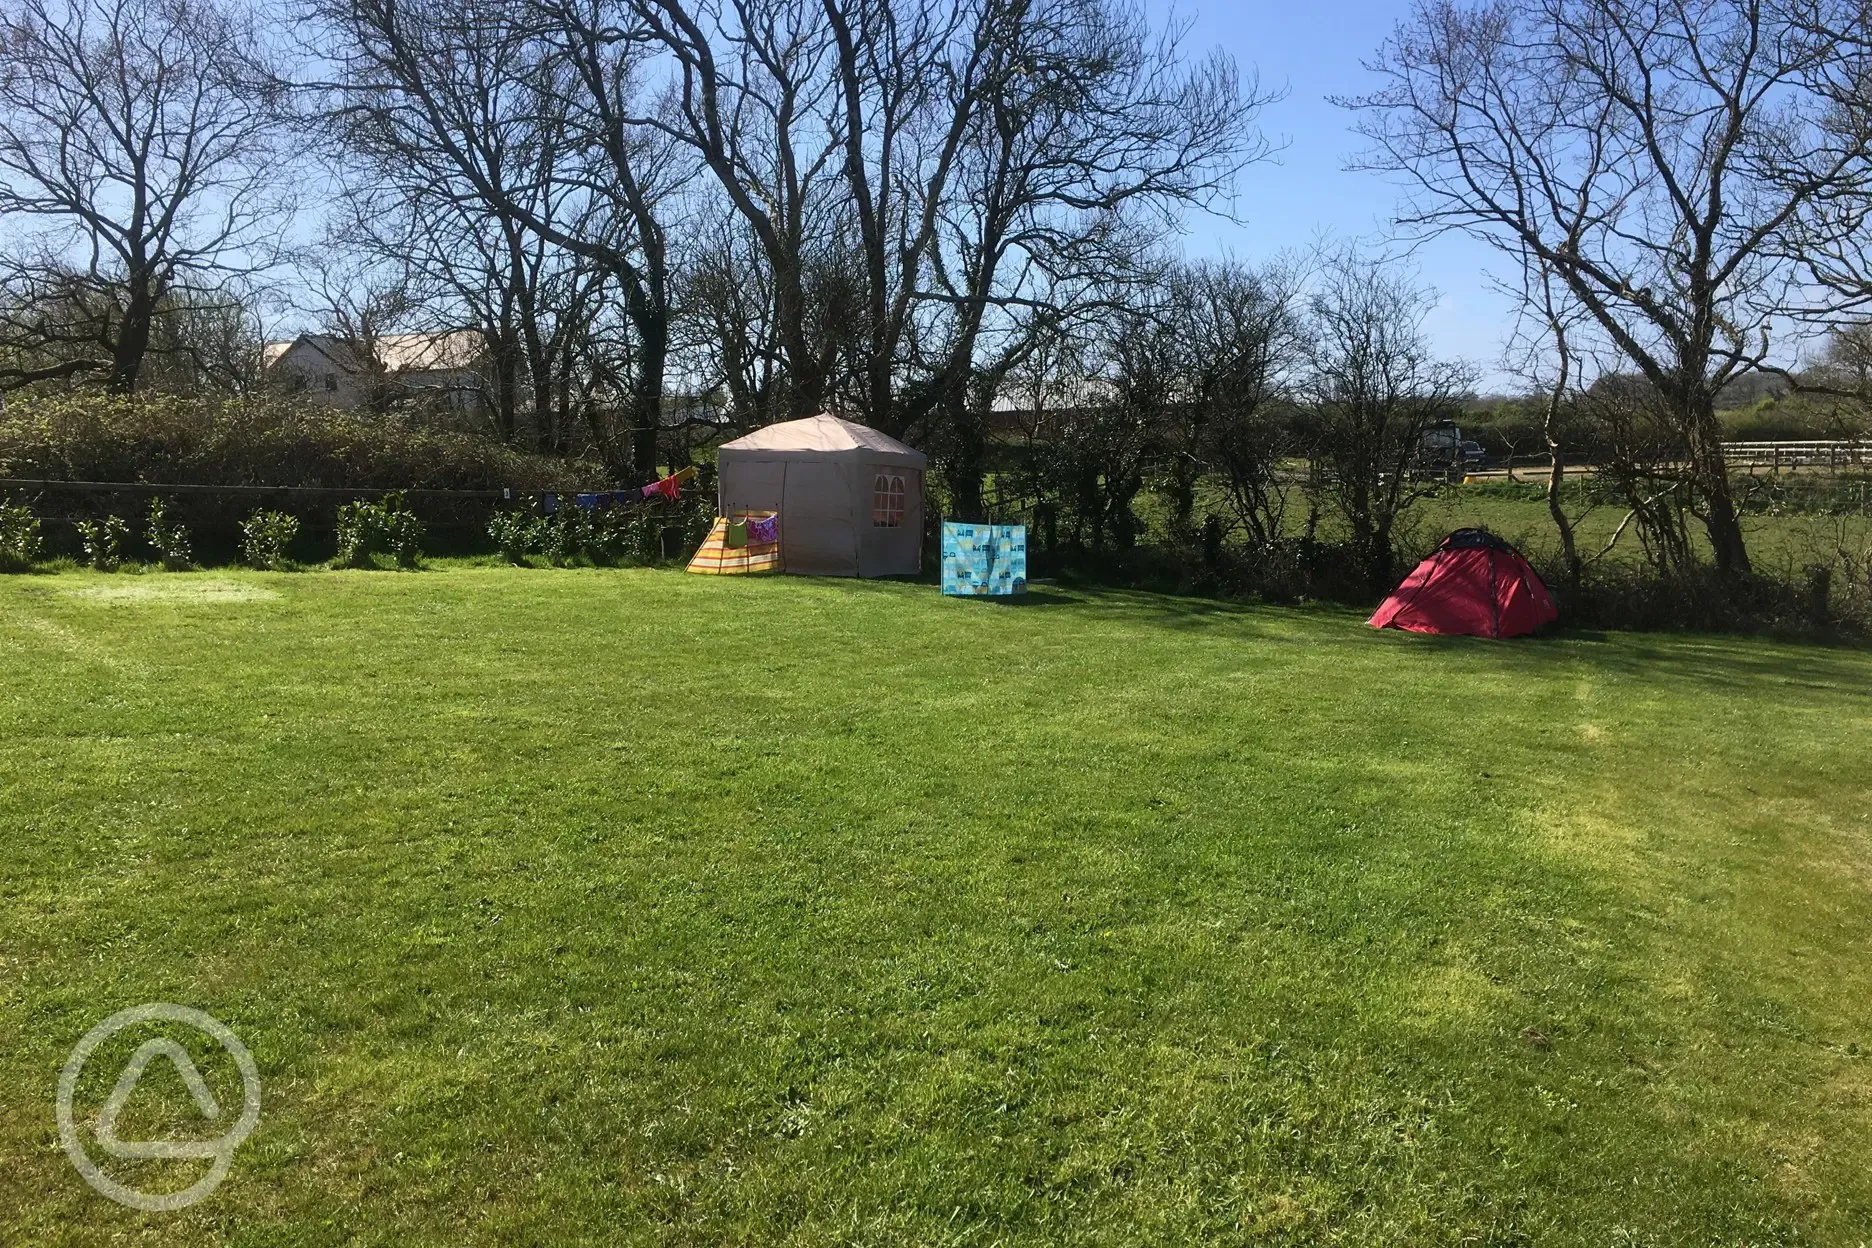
[717,413,927,466]
[262,330,483,375]
[990,377,1118,413]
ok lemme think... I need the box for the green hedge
[0,391,599,491]
[0,391,610,559]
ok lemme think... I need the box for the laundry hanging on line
[540,467,695,513]
[642,465,697,500]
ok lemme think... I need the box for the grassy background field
[1414,478,1872,577]
[1,568,1869,1244]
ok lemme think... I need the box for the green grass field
[2,568,1870,1245]
[1128,471,1872,584]
[1414,479,1872,577]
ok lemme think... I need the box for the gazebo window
[871,473,905,527]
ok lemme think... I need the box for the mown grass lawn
[1,567,1869,1245]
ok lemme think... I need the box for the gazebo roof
[718,414,926,465]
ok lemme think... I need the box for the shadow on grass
[969,589,1086,608]
[995,580,1872,698]
[1366,622,1872,703]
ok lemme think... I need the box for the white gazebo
[715,414,927,577]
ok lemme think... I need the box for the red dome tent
[1369,529,1558,638]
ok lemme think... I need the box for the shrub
[334,492,427,569]
[487,510,532,564]
[74,514,130,570]
[147,498,194,570]
[488,492,710,567]
[0,500,42,571]
[240,510,300,570]
[381,496,426,566]
[586,508,638,563]
[333,501,371,568]
[537,510,587,566]
[1533,559,1828,635]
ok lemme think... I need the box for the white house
[262,331,488,423]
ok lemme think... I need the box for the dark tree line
[989,247,1476,593]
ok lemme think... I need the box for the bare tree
[1813,323,1872,395]
[1183,261,1302,553]
[633,0,1267,455]
[311,0,677,475]
[1003,256,1298,554]
[673,211,781,421]
[1791,321,1872,442]
[1580,372,1702,575]
[1150,259,1302,552]
[1343,0,1872,577]
[1017,311,1158,550]
[1299,251,1475,592]
[1777,0,1872,316]
[627,0,845,422]
[0,0,292,391]
[297,248,418,412]
[819,0,981,432]
[910,0,1271,513]
[323,124,625,451]
[1502,248,1589,584]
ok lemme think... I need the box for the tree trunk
[774,261,821,422]
[1167,454,1198,549]
[630,316,665,480]
[1545,448,1579,589]
[943,393,988,522]
[622,274,667,479]
[1682,392,1750,575]
[1542,359,1580,589]
[492,326,521,444]
[525,351,552,449]
[514,294,549,449]
[1367,518,1393,594]
[108,272,159,394]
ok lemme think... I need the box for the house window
[871,473,905,527]
[323,373,339,392]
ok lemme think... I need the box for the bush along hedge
[2,488,710,574]
[0,390,600,491]
[0,500,42,571]
[333,492,426,569]
[0,390,607,555]
[73,515,129,570]
[241,511,301,570]
[488,510,533,564]
[147,498,194,570]
[486,493,713,568]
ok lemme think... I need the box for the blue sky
[1153,0,1526,388]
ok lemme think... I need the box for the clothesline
[543,466,697,514]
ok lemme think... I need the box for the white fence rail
[1723,440,1870,469]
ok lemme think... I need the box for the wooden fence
[1722,441,1870,470]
